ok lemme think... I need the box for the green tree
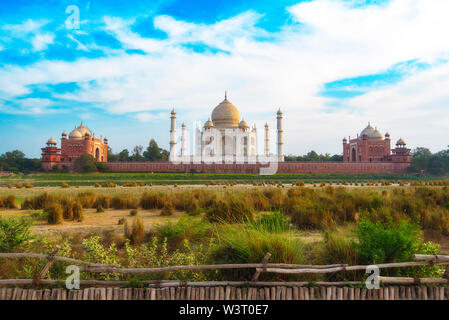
[107,146,119,162]
[118,149,130,162]
[73,154,97,172]
[143,139,165,161]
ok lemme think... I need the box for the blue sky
[1,0,449,157]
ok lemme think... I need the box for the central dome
[360,123,383,140]
[211,96,240,128]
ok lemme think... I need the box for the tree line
[2,142,449,176]
[284,151,343,162]
[409,147,449,175]
[107,139,169,162]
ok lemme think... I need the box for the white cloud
[2,0,449,154]
[3,19,50,34]
[31,33,54,51]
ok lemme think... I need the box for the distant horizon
[1,0,449,158]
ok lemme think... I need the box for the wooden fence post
[252,253,271,281]
[33,246,60,287]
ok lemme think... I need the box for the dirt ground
[0,208,182,236]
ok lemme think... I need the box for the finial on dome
[225,91,227,100]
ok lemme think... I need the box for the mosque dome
[396,138,406,146]
[69,129,83,139]
[69,122,92,139]
[211,94,240,128]
[360,123,383,140]
[47,137,57,145]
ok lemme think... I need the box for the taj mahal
[168,93,284,164]
[41,93,412,174]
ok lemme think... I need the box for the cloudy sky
[1,0,449,158]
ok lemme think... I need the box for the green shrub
[356,216,423,264]
[209,224,303,280]
[250,212,290,233]
[323,231,358,265]
[0,217,34,251]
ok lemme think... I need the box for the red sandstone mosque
[342,123,411,164]
[41,122,108,170]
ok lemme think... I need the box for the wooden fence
[1,251,449,300]
[1,286,449,300]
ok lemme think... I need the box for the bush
[250,212,290,233]
[96,162,109,172]
[46,204,63,225]
[96,205,105,213]
[209,224,303,280]
[111,195,139,210]
[22,192,57,210]
[323,231,358,265]
[0,217,34,251]
[61,198,74,220]
[207,195,255,223]
[0,195,17,209]
[161,202,174,216]
[128,218,145,245]
[61,182,70,188]
[130,209,138,216]
[356,216,423,264]
[72,201,84,222]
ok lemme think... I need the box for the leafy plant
[0,217,34,251]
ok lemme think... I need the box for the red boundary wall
[106,162,410,174]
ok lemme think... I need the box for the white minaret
[181,122,187,157]
[264,122,270,156]
[276,109,284,162]
[169,108,177,162]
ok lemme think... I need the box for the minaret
[264,122,270,156]
[181,122,187,157]
[169,108,177,162]
[276,109,284,162]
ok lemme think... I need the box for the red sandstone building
[41,123,108,170]
[343,123,411,164]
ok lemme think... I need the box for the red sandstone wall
[105,162,410,174]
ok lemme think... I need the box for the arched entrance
[95,148,100,161]
[351,148,356,162]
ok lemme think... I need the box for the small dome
[239,119,249,129]
[204,119,214,128]
[396,138,406,146]
[47,137,57,145]
[62,131,67,136]
[211,95,240,128]
[69,129,83,139]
